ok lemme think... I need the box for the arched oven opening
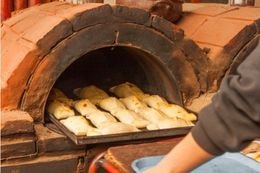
[51,46,182,108]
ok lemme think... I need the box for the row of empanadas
[111,83,196,121]
[74,99,117,128]
[47,82,196,136]
[142,95,197,121]
[60,116,139,136]
[99,97,150,128]
[120,96,193,130]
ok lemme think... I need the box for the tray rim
[49,114,193,145]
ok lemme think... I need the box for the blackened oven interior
[52,46,181,104]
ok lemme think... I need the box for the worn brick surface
[176,4,260,92]
[3,8,39,27]
[112,5,151,25]
[21,16,73,54]
[35,124,84,153]
[151,15,184,41]
[8,10,73,54]
[37,1,74,14]
[177,13,208,37]
[197,43,223,61]
[1,134,36,159]
[192,5,238,16]
[177,38,210,93]
[1,151,86,173]
[1,26,38,109]
[1,7,73,110]
[256,19,260,33]
[1,110,34,136]
[220,7,260,21]
[191,17,252,47]
[57,3,113,31]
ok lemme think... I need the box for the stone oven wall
[1,1,210,122]
[1,2,260,173]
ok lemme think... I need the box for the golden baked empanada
[142,95,197,121]
[86,110,117,129]
[60,116,91,136]
[98,97,126,113]
[120,96,146,112]
[112,109,150,128]
[47,100,75,119]
[74,99,98,115]
[74,85,109,104]
[109,82,145,99]
[98,122,139,135]
[48,88,74,107]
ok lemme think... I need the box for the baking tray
[49,114,192,145]
[131,153,260,173]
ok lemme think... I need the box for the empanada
[98,97,126,113]
[86,110,117,128]
[60,116,91,136]
[47,100,75,119]
[98,122,139,135]
[112,109,150,128]
[110,82,145,99]
[120,96,146,112]
[48,88,74,107]
[159,104,197,121]
[74,85,109,104]
[137,107,165,124]
[142,95,167,109]
[142,95,197,121]
[157,118,194,129]
[74,99,98,115]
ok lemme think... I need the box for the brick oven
[1,1,260,173]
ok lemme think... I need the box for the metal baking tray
[49,114,193,145]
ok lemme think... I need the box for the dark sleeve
[191,38,260,155]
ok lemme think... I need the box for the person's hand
[143,133,214,173]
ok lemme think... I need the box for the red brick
[192,5,238,16]
[57,3,112,31]
[37,1,74,14]
[177,13,208,37]
[1,26,39,109]
[1,110,34,136]
[21,15,73,53]
[35,124,84,153]
[10,11,47,34]
[220,7,260,21]
[1,134,36,159]
[191,17,252,47]
[3,8,39,27]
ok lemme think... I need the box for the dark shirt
[191,38,260,155]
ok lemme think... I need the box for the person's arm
[144,133,213,173]
[145,38,260,172]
